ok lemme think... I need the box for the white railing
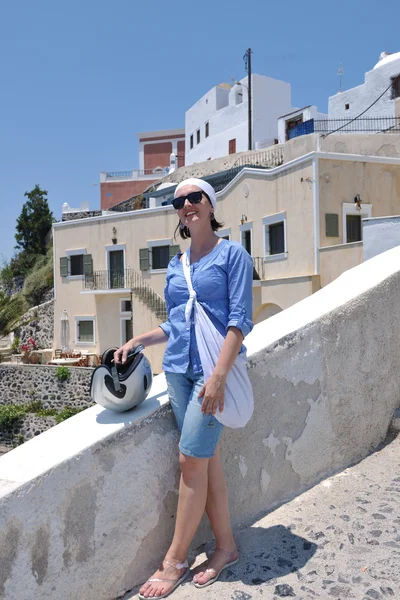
[100,168,169,182]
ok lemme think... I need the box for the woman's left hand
[198,372,227,415]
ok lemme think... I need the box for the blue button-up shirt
[159,239,254,374]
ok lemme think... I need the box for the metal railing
[104,168,169,180]
[315,117,400,134]
[289,117,400,140]
[252,257,265,280]
[214,147,284,192]
[104,156,185,181]
[84,270,167,320]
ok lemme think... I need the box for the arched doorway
[254,303,283,324]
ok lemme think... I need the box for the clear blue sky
[1,0,399,262]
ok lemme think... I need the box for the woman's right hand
[113,338,139,365]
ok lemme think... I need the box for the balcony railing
[84,269,167,320]
[252,257,265,280]
[289,117,400,140]
[101,168,169,182]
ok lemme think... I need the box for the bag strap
[182,250,197,324]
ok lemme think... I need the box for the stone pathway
[127,433,400,600]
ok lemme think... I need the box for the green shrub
[0,405,25,427]
[11,336,20,353]
[24,400,43,412]
[22,263,53,307]
[55,366,71,382]
[37,408,58,418]
[55,406,83,423]
[0,292,28,338]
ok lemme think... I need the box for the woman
[114,177,253,599]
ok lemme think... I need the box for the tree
[15,185,53,256]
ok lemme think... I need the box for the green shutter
[83,254,93,275]
[325,213,339,237]
[60,256,68,277]
[139,248,150,271]
[169,245,180,260]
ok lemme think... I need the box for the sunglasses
[172,190,203,210]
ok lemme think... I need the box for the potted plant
[21,337,39,364]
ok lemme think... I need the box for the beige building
[52,134,400,371]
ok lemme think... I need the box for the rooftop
[373,50,400,69]
[136,128,185,140]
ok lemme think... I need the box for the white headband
[174,178,217,211]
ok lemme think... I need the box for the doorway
[108,249,124,289]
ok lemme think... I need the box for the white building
[277,105,328,144]
[185,74,293,165]
[329,51,400,120]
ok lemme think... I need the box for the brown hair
[173,192,224,240]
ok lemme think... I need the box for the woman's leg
[139,452,209,598]
[140,370,225,597]
[193,444,238,585]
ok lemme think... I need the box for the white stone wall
[1,246,400,599]
[185,75,293,165]
[363,216,400,261]
[329,55,400,120]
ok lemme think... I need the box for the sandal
[193,548,239,589]
[138,559,189,600]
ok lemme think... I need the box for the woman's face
[176,185,213,231]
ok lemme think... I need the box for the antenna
[337,64,344,93]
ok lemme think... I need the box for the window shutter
[139,248,150,271]
[60,257,68,277]
[325,213,339,237]
[83,254,93,275]
[169,245,180,260]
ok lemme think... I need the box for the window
[391,75,400,99]
[205,122,209,138]
[190,134,194,149]
[346,215,362,243]
[263,212,287,260]
[75,317,95,344]
[120,298,132,313]
[342,202,372,243]
[196,129,200,144]
[70,254,84,276]
[121,318,133,345]
[61,248,90,279]
[243,230,251,252]
[269,223,285,254]
[140,240,180,271]
[345,103,350,110]
[240,223,252,255]
[152,245,170,270]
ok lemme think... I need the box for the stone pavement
[127,433,400,600]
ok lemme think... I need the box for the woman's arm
[114,327,168,364]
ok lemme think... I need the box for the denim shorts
[165,366,224,459]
